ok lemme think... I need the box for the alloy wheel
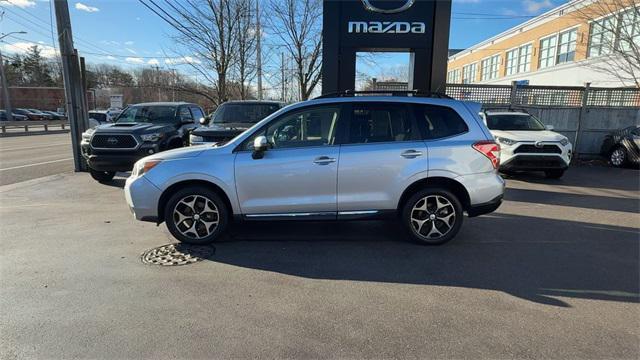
[410,195,456,240]
[172,195,219,240]
[611,148,625,166]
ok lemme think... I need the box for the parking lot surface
[0,166,638,359]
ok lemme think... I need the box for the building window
[539,35,557,69]
[618,7,639,53]
[447,69,461,83]
[462,63,477,84]
[588,15,617,57]
[506,44,532,76]
[557,28,577,64]
[481,55,500,81]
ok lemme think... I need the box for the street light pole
[0,31,27,122]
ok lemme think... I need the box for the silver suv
[124,94,505,245]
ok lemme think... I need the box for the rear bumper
[500,155,569,171]
[467,195,502,217]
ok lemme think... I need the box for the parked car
[41,111,67,120]
[124,93,505,246]
[600,125,640,167]
[13,108,45,120]
[0,110,28,121]
[480,108,572,179]
[190,100,285,145]
[81,102,204,183]
[27,109,54,120]
[89,110,116,124]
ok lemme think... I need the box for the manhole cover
[141,243,215,266]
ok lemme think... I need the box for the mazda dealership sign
[322,0,451,94]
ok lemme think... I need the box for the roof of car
[222,100,285,105]
[297,95,467,108]
[130,102,197,107]
[484,111,529,116]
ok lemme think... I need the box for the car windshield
[486,114,546,131]
[212,103,280,125]
[116,106,177,124]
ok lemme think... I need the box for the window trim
[505,42,533,76]
[555,27,578,65]
[538,33,558,69]
[233,103,346,152]
[480,54,501,81]
[462,62,478,84]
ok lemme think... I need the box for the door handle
[313,156,336,165]
[401,150,423,159]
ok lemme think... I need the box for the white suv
[480,109,572,179]
[124,94,505,245]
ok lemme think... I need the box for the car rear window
[413,105,469,140]
[213,103,281,124]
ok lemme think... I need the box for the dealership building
[447,0,639,87]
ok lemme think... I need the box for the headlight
[81,129,94,141]
[140,133,164,142]
[496,137,517,146]
[560,138,569,146]
[190,135,204,143]
[132,159,162,177]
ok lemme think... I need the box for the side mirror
[545,125,554,131]
[199,117,209,125]
[252,135,269,159]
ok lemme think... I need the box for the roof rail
[314,90,453,100]
[482,106,530,114]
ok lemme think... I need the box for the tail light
[473,141,501,169]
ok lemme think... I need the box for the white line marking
[0,158,73,171]
[0,142,69,151]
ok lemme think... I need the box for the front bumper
[81,141,161,172]
[124,175,162,222]
[500,155,569,171]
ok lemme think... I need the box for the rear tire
[401,188,463,245]
[610,147,627,167]
[544,169,565,179]
[164,186,229,245]
[89,168,115,183]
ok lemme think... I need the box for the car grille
[514,144,561,154]
[91,134,138,149]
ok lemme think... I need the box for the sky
[0,0,566,85]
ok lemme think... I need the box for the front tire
[610,147,627,167]
[164,186,229,245]
[89,168,115,183]
[401,188,463,245]
[544,169,565,179]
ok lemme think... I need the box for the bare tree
[144,0,243,104]
[233,0,258,99]
[266,0,322,100]
[574,0,639,87]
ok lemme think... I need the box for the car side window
[191,107,205,122]
[414,105,469,140]
[243,106,340,150]
[178,107,193,122]
[346,103,416,144]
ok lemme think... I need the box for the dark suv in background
[81,102,205,182]
[189,100,284,145]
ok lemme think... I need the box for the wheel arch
[397,177,471,213]
[157,180,234,224]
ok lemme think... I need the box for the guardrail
[1,120,69,135]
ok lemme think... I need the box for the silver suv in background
[124,93,505,245]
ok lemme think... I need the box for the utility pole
[0,50,13,121]
[256,0,262,100]
[54,0,88,172]
[281,52,285,102]
[170,68,176,102]
[0,31,26,122]
[154,65,161,101]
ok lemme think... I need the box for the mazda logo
[361,0,415,14]
[107,137,119,145]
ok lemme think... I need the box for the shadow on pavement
[505,188,640,213]
[202,214,639,308]
[506,165,640,192]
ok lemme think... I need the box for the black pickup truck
[81,102,205,182]
[189,100,284,145]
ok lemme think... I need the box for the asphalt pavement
[0,166,638,359]
[0,133,73,186]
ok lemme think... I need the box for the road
[0,133,73,186]
[0,166,638,359]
